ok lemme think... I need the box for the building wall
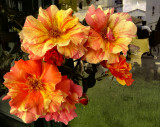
[75,0,123,21]
[78,0,122,11]
[146,0,160,30]
[128,9,146,21]
[96,0,115,8]
[123,0,146,12]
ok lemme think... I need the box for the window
[152,6,155,16]
[115,0,122,4]
[150,25,152,30]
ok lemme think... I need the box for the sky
[123,0,146,12]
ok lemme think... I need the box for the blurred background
[0,0,160,127]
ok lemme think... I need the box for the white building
[75,0,123,21]
[128,9,146,21]
[123,0,146,12]
[77,0,122,12]
[146,0,160,30]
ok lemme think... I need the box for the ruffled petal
[24,91,44,115]
[116,78,126,85]
[40,62,62,84]
[85,28,104,50]
[108,13,132,29]
[48,90,64,112]
[56,76,70,95]
[15,59,42,77]
[8,84,28,109]
[10,108,38,123]
[23,39,56,58]
[104,8,114,16]
[52,109,77,125]
[40,89,63,113]
[3,63,28,84]
[84,49,105,64]
[46,5,59,24]
[38,5,58,30]
[114,20,137,39]
[85,5,108,32]
[57,42,86,59]
[70,80,82,97]
[38,7,53,30]
[56,8,78,32]
[21,16,49,44]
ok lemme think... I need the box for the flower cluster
[2,5,137,124]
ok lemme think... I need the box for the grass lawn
[68,74,160,127]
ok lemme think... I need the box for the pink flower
[84,5,137,64]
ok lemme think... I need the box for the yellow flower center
[101,27,115,41]
[49,29,61,38]
[27,76,43,91]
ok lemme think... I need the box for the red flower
[79,93,88,105]
[44,47,64,66]
[101,55,134,86]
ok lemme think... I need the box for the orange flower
[2,60,83,124]
[84,5,137,64]
[19,5,89,60]
[41,76,82,125]
[2,59,64,123]
[101,55,134,86]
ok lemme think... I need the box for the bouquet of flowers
[2,5,137,125]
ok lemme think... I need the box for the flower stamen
[27,76,43,91]
[49,29,61,38]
